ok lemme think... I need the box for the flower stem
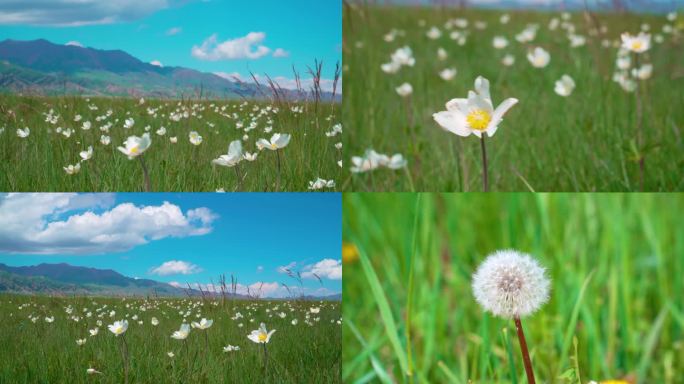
[480,135,489,192]
[275,151,282,192]
[120,334,129,384]
[138,155,151,192]
[234,165,242,192]
[514,316,535,384]
[634,53,645,191]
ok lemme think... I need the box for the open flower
[247,323,275,344]
[117,133,151,159]
[89,327,99,336]
[171,323,191,340]
[76,338,87,346]
[191,318,213,330]
[439,68,457,81]
[433,76,518,138]
[554,74,576,96]
[621,32,651,53]
[124,118,135,129]
[86,368,102,375]
[527,47,550,68]
[256,133,290,150]
[395,83,413,97]
[632,63,653,80]
[472,250,550,318]
[16,127,30,138]
[108,320,128,336]
[64,163,81,175]
[308,178,335,190]
[151,317,159,326]
[223,345,240,352]
[493,36,509,49]
[212,140,243,167]
[79,146,93,161]
[189,131,203,145]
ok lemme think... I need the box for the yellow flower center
[270,143,277,149]
[632,41,642,50]
[130,146,139,154]
[258,332,267,342]
[466,109,491,131]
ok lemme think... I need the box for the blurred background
[343,193,683,383]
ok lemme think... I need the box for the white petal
[486,98,518,137]
[433,111,471,137]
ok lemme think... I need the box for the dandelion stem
[514,316,535,384]
[480,135,489,192]
[138,155,151,192]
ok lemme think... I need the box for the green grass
[0,295,341,383]
[342,193,684,383]
[0,96,341,191]
[342,6,684,191]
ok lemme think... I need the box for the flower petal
[486,98,518,137]
[433,111,471,137]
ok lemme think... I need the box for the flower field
[0,96,342,191]
[0,295,341,383]
[342,5,684,191]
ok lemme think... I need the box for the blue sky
[0,0,341,89]
[0,193,342,298]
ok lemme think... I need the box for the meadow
[0,96,342,191]
[342,193,683,383]
[342,5,684,191]
[0,295,341,383]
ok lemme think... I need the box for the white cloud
[0,193,217,255]
[0,0,169,26]
[150,60,163,67]
[302,259,342,280]
[150,260,202,276]
[65,41,83,47]
[277,261,297,274]
[272,48,290,58]
[191,32,271,61]
[166,26,182,36]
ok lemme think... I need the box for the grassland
[342,5,684,191]
[0,96,341,191]
[342,193,683,383]
[0,295,341,383]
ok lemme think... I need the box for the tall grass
[342,193,683,383]
[0,96,341,191]
[342,6,684,191]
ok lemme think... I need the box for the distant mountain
[0,39,337,100]
[0,263,340,300]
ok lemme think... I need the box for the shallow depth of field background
[342,5,684,191]
[0,97,341,192]
[0,296,341,383]
[343,193,683,383]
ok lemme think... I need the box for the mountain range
[0,39,333,100]
[0,263,341,300]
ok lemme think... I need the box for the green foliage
[0,295,341,383]
[0,96,341,191]
[342,7,684,191]
[342,193,684,383]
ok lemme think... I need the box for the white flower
[170,136,177,143]
[568,34,586,47]
[64,163,81,175]
[433,76,518,138]
[527,47,550,68]
[632,63,653,80]
[167,351,175,358]
[247,322,275,344]
[243,152,258,161]
[385,154,407,169]
[426,26,441,39]
[117,133,151,159]
[291,319,298,326]
[171,323,191,340]
[45,316,54,323]
[100,135,111,145]
[189,131,203,145]
[439,68,457,81]
[79,146,93,161]
[310,307,320,314]
[256,133,290,150]
[395,83,413,97]
[437,47,448,61]
[191,318,213,330]
[350,149,407,173]
[621,32,650,53]
[89,327,99,336]
[86,368,102,375]
[124,118,135,129]
[76,338,87,346]
[616,56,631,70]
[108,320,128,336]
[81,121,91,130]
[554,74,576,97]
[472,250,550,318]
[502,54,515,67]
[151,317,159,326]
[156,127,166,136]
[212,140,243,167]
[223,345,240,352]
[492,36,508,49]
[16,127,30,138]
[308,178,335,190]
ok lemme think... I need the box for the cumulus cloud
[0,193,217,255]
[166,26,182,36]
[150,60,163,67]
[191,32,271,61]
[65,41,83,47]
[150,260,202,276]
[302,259,342,280]
[272,48,290,58]
[0,0,169,26]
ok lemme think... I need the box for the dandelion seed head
[472,250,550,318]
